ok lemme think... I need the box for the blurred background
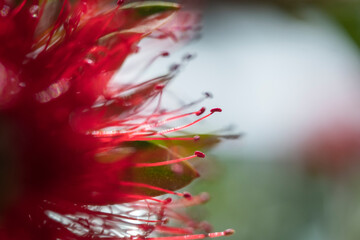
[168,1,360,240]
[123,0,360,239]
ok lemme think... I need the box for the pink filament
[146,229,235,240]
[119,181,185,197]
[133,153,201,167]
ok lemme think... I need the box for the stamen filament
[155,109,221,136]
[11,0,27,16]
[134,152,204,167]
[155,225,194,235]
[119,181,184,197]
[146,229,235,240]
[126,136,199,141]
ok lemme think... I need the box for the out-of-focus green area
[184,1,360,239]
[281,0,360,49]
[191,158,360,240]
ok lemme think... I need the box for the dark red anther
[194,151,205,158]
[161,51,170,57]
[183,192,192,199]
[164,197,172,204]
[117,0,124,5]
[196,107,205,116]
[193,135,200,141]
[210,108,222,113]
[155,84,165,90]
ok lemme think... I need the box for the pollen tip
[194,151,205,158]
[117,0,124,5]
[224,229,235,236]
[183,192,192,199]
[155,84,165,90]
[210,108,222,113]
[196,107,206,116]
[164,197,172,204]
[161,51,170,57]
[193,135,200,141]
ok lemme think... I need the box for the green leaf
[320,2,360,49]
[96,1,180,51]
[121,1,180,17]
[97,141,199,197]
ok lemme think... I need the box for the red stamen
[119,194,165,203]
[170,192,210,208]
[183,192,192,199]
[155,225,194,235]
[155,109,222,136]
[43,0,69,52]
[134,152,202,167]
[196,107,205,116]
[11,0,27,16]
[146,229,235,240]
[194,151,205,158]
[119,181,184,197]
[134,107,208,134]
[127,136,198,141]
[210,108,222,113]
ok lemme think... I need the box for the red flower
[0,1,233,240]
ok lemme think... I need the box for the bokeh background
[125,0,360,239]
[172,1,360,240]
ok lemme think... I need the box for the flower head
[0,1,234,239]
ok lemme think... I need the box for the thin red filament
[146,229,235,240]
[134,152,204,168]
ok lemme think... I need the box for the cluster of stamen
[0,0,235,239]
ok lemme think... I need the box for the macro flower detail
[0,0,234,239]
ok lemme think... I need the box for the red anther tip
[210,108,222,113]
[155,84,165,90]
[196,107,206,116]
[224,229,235,236]
[164,197,172,204]
[163,218,169,224]
[117,0,124,5]
[161,51,170,57]
[193,135,200,141]
[194,151,205,158]
[183,192,192,199]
